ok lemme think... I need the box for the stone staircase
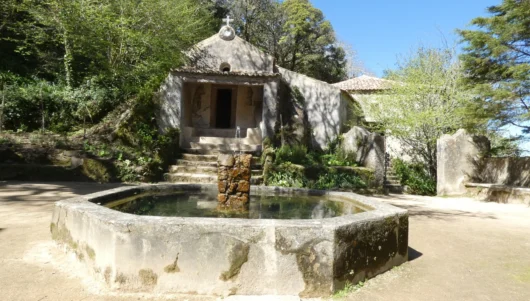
[164,153,264,185]
[183,128,262,155]
[384,168,404,194]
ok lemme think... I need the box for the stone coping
[52,184,408,296]
[466,183,530,193]
[55,183,406,229]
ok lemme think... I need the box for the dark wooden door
[216,89,232,128]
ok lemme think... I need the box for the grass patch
[333,281,364,299]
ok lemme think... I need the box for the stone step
[175,159,262,169]
[384,180,401,185]
[169,165,217,173]
[181,153,218,162]
[384,184,404,194]
[198,137,250,144]
[194,128,240,138]
[385,175,400,181]
[180,154,261,164]
[169,165,262,176]
[176,159,217,167]
[165,172,263,185]
[183,148,258,155]
[164,173,217,183]
[189,142,262,153]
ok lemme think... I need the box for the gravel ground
[1,182,529,301]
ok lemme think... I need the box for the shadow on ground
[0,181,126,205]
[408,246,422,261]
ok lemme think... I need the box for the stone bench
[465,183,530,205]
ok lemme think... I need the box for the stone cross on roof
[222,15,233,27]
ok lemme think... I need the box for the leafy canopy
[458,0,530,133]
[221,0,350,82]
[368,46,477,176]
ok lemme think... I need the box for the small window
[220,62,231,72]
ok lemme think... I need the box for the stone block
[239,154,252,169]
[237,180,250,193]
[228,183,238,194]
[341,126,384,187]
[437,129,490,196]
[217,194,227,204]
[218,167,229,181]
[218,181,228,193]
[217,154,234,167]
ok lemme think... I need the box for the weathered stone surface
[341,126,384,186]
[238,154,252,169]
[218,154,235,167]
[472,157,530,187]
[218,180,228,193]
[227,183,238,194]
[217,194,227,204]
[237,180,250,193]
[437,129,490,195]
[217,154,251,208]
[52,184,407,297]
[218,167,229,181]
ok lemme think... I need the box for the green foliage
[333,281,364,299]
[273,136,357,167]
[458,0,530,134]
[267,162,367,191]
[392,159,436,196]
[370,46,478,176]
[489,134,522,157]
[321,135,357,167]
[0,0,216,133]
[312,171,366,190]
[225,0,349,82]
[275,144,308,165]
[267,163,306,188]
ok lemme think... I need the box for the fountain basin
[51,184,408,297]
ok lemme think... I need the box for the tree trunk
[63,29,74,89]
[0,84,4,133]
[40,87,45,132]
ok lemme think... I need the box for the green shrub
[392,159,436,195]
[275,144,308,165]
[310,171,366,190]
[267,163,367,191]
[267,163,306,188]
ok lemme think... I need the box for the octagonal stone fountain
[50,156,408,297]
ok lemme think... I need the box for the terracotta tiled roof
[333,75,393,91]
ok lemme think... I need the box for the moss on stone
[85,245,96,260]
[164,254,180,273]
[50,222,77,250]
[104,267,112,285]
[115,272,127,284]
[81,158,112,183]
[138,269,158,286]
[220,243,250,281]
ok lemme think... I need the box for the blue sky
[311,0,499,77]
[311,0,529,153]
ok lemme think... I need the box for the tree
[458,0,530,133]
[0,0,217,132]
[367,46,478,177]
[220,0,349,83]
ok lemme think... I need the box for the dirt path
[345,194,530,301]
[1,182,530,301]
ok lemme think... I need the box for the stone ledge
[51,184,408,297]
[465,183,530,205]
